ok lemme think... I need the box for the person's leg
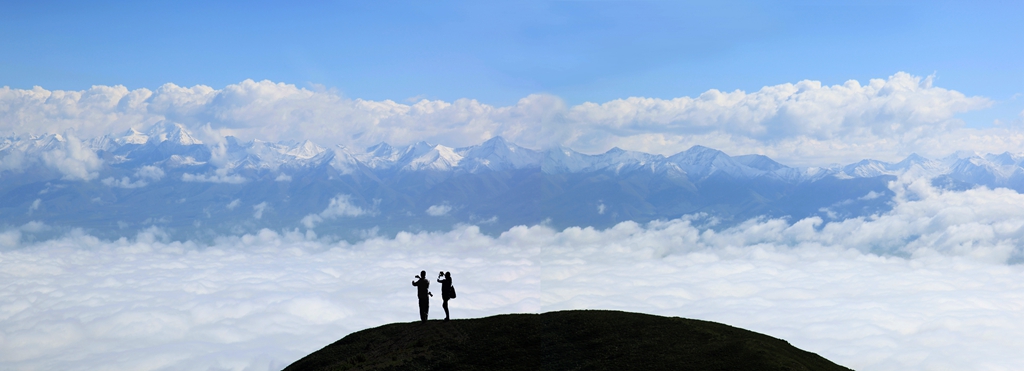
[442,299,449,321]
[419,298,429,322]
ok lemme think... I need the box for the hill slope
[284,310,852,371]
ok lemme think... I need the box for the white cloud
[426,204,451,216]
[0,133,103,181]
[320,195,367,218]
[275,173,292,182]
[135,165,165,181]
[226,199,241,210]
[301,194,368,228]
[40,135,103,181]
[0,73,1007,166]
[253,202,268,220]
[101,165,164,188]
[102,176,148,188]
[597,202,606,215]
[300,215,322,229]
[0,84,157,139]
[0,148,27,172]
[181,169,247,184]
[28,199,40,214]
[0,229,20,248]
[19,221,49,233]
[3,179,1024,370]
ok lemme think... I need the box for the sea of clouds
[3,175,1024,371]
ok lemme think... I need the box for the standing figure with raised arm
[412,270,431,322]
[437,271,454,321]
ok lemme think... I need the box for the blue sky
[2,1,1021,120]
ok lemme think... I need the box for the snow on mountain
[836,153,951,179]
[732,154,806,181]
[9,125,1024,189]
[329,145,363,174]
[589,147,668,174]
[541,146,599,173]
[539,146,686,175]
[116,128,150,145]
[0,136,16,152]
[10,128,1024,241]
[286,140,326,159]
[31,133,68,151]
[941,152,1024,186]
[391,141,438,169]
[402,143,463,171]
[354,142,403,170]
[350,141,465,172]
[942,150,985,165]
[147,122,202,146]
[186,137,331,173]
[982,152,1024,179]
[835,150,1024,185]
[164,154,206,167]
[456,136,543,172]
[842,159,892,178]
[0,133,83,156]
[894,154,948,177]
[244,140,296,169]
[732,154,785,172]
[667,145,766,180]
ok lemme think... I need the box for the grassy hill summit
[284,310,853,371]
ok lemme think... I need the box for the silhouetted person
[437,271,454,321]
[412,270,431,322]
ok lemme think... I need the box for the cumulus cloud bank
[0,73,1008,166]
[2,178,1024,371]
[181,169,247,184]
[426,204,452,216]
[1,133,103,181]
[301,194,370,228]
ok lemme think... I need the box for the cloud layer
[0,73,1005,166]
[3,178,1024,370]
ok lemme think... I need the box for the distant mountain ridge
[3,123,1023,241]
[5,122,1019,182]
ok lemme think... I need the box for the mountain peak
[899,153,927,163]
[733,154,785,172]
[481,136,509,147]
[366,142,391,153]
[147,122,202,145]
[402,143,462,171]
[115,128,149,145]
[682,145,724,156]
[541,146,597,173]
[988,151,1023,166]
[286,140,325,159]
[456,136,543,172]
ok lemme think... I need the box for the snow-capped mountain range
[2,122,1022,241]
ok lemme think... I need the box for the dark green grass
[284,310,853,371]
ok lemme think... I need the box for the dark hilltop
[284,310,853,371]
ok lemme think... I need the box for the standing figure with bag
[437,271,456,321]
